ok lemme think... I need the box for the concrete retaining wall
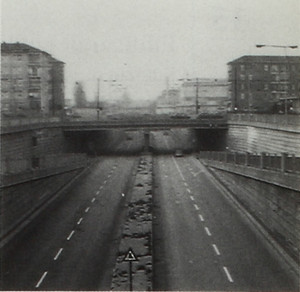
[202,160,300,263]
[227,114,300,155]
[0,168,84,244]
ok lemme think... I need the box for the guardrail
[199,151,300,173]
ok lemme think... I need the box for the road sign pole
[129,261,133,291]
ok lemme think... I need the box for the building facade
[1,42,65,116]
[228,55,300,113]
[180,78,230,114]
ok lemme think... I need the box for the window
[32,136,38,146]
[264,84,269,90]
[248,74,253,80]
[240,74,245,80]
[241,93,245,99]
[241,83,245,90]
[240,64,245,71]
[31,157,40,168]
[271,65,279,72]
[264,64,269,71]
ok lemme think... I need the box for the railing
[228,113,300,127]
[1,153,87,175]
[1,117,61,127]
[199,151,300,173]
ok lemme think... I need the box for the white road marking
[54,248,63,260]
[172,157,185,181]
[85,207,90,213]
[77,217,83,225]
[96,191,100,195]
[36,271,48,288]
[99,186,103,190]
[91,197,96,203]
[194,204,199,210]
[212,244,221,255]
[103,180,107,184]
[187,188,191,193]
[184,182,188,186]
[67,230,75,240]
[223,266,234,282]
[198,214,204,222]
[108,174,111,178]
[190,195,195,201]
[205,227,212,236]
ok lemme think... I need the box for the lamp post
[256,44,298,114]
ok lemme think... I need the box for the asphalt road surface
[0,156,138,290]
[152,154,298,291]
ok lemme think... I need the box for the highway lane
[153,154,297,291]
[1,156,138,290]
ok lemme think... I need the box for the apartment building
[228,55,300,112]
[1,42,65,116]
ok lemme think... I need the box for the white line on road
[205,227,212,236]
[77,217,83,225]
[85,207,90,213]
[67,230,75,241]
[198,214,204,222]
[108,174,111,178]
[184,182,188,186]
[54,248,63,260]
[212,244,221,255]
[96,191,100,195]
[194,204,199,210]
[99,186,103,190]
[103,180,107,184]
[91,197,96,203]
[172,157,185,181]
[190,195,195,201]
[187,188,191,193]
[223,266,234,282]
[35,271,48,288]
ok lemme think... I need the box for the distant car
[174,149,184,157]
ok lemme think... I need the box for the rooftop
[1,42,64,63]
[228,55,300,64]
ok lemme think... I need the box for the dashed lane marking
[35,271,48,288]
[194,204,199,210]
[212,244,221,255]
[85,207,90,213]
[54,248,63,260]
[172,157,185,181]
[96,190,100,195]
[67,230,75,241]
[187,188,191,193]
[198,214,204,222]
[223,266,234,282]
[99,186,103,190]
[77,217,83,225]
[103,180,107,184]
[190,195,195,201]
[205,227,212,236]
[91,197,96,203]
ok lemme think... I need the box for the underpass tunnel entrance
[194,129,227,151]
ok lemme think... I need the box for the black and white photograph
[0,0,299,290]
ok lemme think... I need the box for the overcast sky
[2,0,300,101]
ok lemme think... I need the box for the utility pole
[195,77,199,115]
[97,78,100,121]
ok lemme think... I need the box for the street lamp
[256,44,298,114]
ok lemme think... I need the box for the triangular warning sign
[124,248,138,261]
